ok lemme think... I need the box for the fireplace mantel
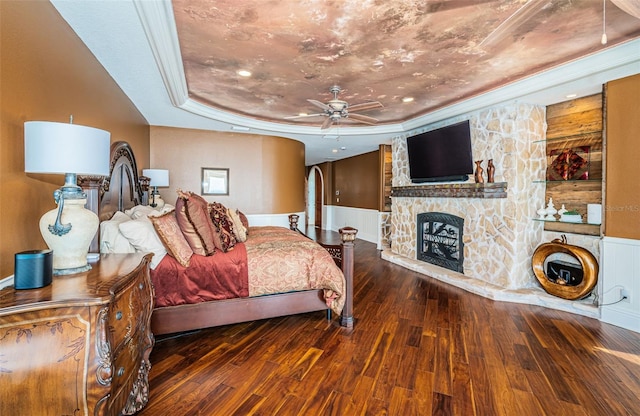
[391,182,507,198]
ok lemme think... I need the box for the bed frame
[81,141,357,336]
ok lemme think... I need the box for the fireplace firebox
[417,212,464,273]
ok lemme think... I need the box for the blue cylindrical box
[14,249,53,290]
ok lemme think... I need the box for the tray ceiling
[52,0,640,164]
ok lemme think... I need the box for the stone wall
[390,103,548,290]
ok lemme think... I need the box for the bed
[81,141,356,336]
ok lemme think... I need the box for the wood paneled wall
[605,74,640,240]
[544,94,603,236]
[379,145,392,212]
[0,1,149,277]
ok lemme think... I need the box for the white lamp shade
[25,121,110,176]
[143,169,170,187]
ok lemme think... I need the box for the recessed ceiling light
[332,149,338,153]
[402,97,414,103]
[340,146,346,150]
[299,112,308,117]
[565,93,577,98]
[237,69,252,77]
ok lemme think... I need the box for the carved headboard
[79,141,148,252]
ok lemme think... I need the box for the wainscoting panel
[326,206,380,245]
[601,236,640,332]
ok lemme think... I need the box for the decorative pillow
[151,210,193,268]
[99,211,135,254]
[118,218,167,269]
[208,202,237,252]
[238,210,249,229]
[227,208,247,242]
[175,190,217,256]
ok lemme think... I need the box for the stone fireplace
[381,102,603,318]
[417,212,464,273]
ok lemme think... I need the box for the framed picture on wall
[201,168,229,195]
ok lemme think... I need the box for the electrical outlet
[620,288,631,303]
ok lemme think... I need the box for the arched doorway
[307,166,324,229]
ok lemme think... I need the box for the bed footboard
[288,215,357,328]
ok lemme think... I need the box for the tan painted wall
[605,74,640,239]
[150,127,305,214]
[315,162,333,205]
[333,150,380,210]
[0,1,149,277]
[313,151,380,209]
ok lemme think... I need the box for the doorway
[307,166,324,229]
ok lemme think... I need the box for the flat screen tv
[406,120,473,183]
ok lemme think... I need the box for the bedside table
[0,253,155,416]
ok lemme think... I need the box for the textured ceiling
[50,0,640,164]
[173,0,640,128]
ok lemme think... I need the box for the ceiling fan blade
[348,113,379,125]
[320,117,334,130]
[284,113,325,120]
[348,101,383,112]
[479,0,550,49]
[611,0,640,19]
[307,99,331,111]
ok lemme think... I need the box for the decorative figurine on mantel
[487,159,495,183]
[474,160,484,183]
[544,197,558,221]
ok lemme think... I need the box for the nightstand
[0,253,155,416]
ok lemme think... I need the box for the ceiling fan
[285,85,383,129]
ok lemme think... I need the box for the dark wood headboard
[79,141,148,252]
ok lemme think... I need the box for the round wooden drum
[531,235,598,300]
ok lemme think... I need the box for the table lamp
[25,120,110,275]
[142,169,169,209]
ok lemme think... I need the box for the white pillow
[118,218,167,269]
[125,205,161,220]
[100,212,135,254]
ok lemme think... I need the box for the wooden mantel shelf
[391,182,507,198]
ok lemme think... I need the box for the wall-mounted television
[406,120,473,183]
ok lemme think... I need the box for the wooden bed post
[339,226,357,328]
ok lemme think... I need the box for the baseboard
[601,308,640,332]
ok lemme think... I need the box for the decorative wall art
[547,146,590,181]
[201,168,229,195]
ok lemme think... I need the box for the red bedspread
[151,243,249,307]
[150,226,346,314]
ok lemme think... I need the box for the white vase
[39,197,99,274]
[557,204,568,216]
[544,198,557,221]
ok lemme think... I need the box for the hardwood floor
[140,239,640,416]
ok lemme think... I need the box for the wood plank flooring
[140,239,640,415]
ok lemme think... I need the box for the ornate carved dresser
[0,253,154,415]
